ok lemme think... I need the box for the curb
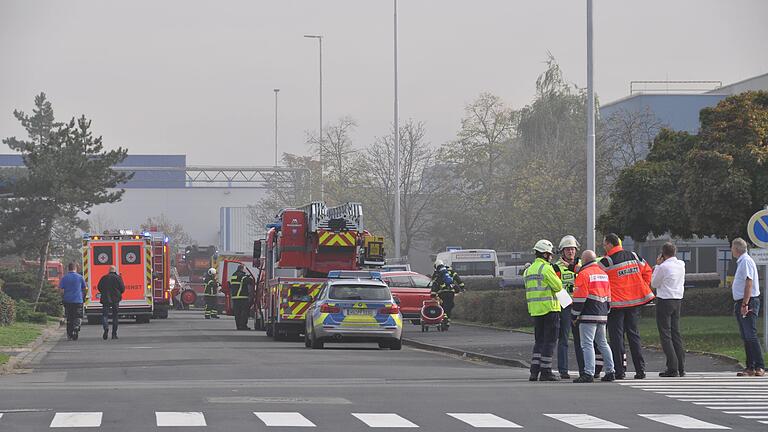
[453,320,533,334]
[403,338,529,369]
[0,321,63,374]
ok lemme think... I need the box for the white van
[435,249,499,277]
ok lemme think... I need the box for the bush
[0,290,16,325]
[14,300,49,324]
[0,269,61,317]
[463,277,504,291]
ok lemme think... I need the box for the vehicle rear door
[88,241,116,305]
[117,240,150,308]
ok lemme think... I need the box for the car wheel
[389,338,402,351]
[310,330,323,349]
[378,341,388,349]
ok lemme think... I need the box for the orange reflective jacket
[599,245,654,309]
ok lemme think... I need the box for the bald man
[97,266,125,340]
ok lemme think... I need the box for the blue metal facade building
[599,94,727,134]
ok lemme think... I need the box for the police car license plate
[345,308,374,316]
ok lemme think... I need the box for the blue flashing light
[327,270,382,280]
[266,222,282,230]
[164,236,169,243]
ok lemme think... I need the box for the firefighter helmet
[434,259,445,269]
[533,239,554,254]
[558,235,580,251]
[207,267,217,276]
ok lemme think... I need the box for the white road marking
[254,412,315,427]
[447,413,522,428]
[740,415,768,419]
[665,395,768,399]
[723,411,768,414]
[693,401,768,405]
[155,412,207,427]
[638,414,729,429]
[759,420,768,424]
[50,412,102,428]
[705,406,768,410]
[544,414,626,429]
[352,413,418,428]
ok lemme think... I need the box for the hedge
[0,269,61,317]
[453,287,738,328]
[14,300,49,324]
[0,291,15,326]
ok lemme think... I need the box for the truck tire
[160,309,169,319]
[265,321,274,337]
[272,323,283,341]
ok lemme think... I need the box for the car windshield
[329,284,391,301]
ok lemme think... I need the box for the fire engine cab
[253,202,385,340]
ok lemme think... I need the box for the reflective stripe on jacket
[229,270,249,299]
[554,258,579,294]
[572,261,611,323]
[599,246,654,309]
[524,257,562,317]
[203,275,218,296]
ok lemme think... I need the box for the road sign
[747,209,768,248]
[751,248,768,266]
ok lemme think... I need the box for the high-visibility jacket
[554,258,580,294]
[229,270,251,300]
[599,245,654,309]
[571,261,611,323]
[524,257,563,316]
[203,275,218,296]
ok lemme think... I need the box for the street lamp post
[273,88,280,166]
[586,0,596,251]
[304,34,324,200]
[393,0,401,259]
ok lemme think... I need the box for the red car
[381,271,433,324]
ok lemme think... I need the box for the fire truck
[253,202,385,340]
[213,251,258,316]
[145,231,172,319]
[82,232,154,324]
[175,245,217,308]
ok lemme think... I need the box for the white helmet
[533,239,554,254]
[207,267,217,276]
[558,235,580,251]
[434,259,444,268]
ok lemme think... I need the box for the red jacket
[572,261,611,323]
[599,246,654,308]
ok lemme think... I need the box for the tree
[50,216,90,268]
[601,106,665,188]
[598,91,768,241]
[306,117,358,204]
[140,214,193,248]
[249,153,316,231]
[1,93,131,310]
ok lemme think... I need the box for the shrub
[0,290,16,325]
[15,300,49,324]
[463,277,504,291]
[0,269,62,317]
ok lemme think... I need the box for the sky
[1,0,767,166]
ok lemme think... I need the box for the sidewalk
[402,322,741,373]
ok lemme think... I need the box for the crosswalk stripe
[759,420,768,424]
[638,414,728,429]
[693,401,768,405]
[254,412,315,427]
[155,412,207,427]
[447,413,522,428]
[352,413,418,428]
[705,406,768,410]
[50,412,102,428]
[723,411,768,414]
[544,414,627,429]
[664,395,768,399]
[740,415,768,419]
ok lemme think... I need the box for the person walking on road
[97,265,125,340]
[600,233,654,380]
[731,238,765,377]
[230,264,252,330]
[571,250,615,383]
[524,239,563,382]
[554,235,581,379]
[652,242,686,377]
[203,268,220,319]
[59,263,86,341]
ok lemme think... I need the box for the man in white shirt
[731,238,764,377]
[651,242,686,377]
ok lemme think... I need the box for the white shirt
[732,253,760,301]
[651,256,685,299]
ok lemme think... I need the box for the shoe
[573,374,594,383]
[560,372,571,379]
[67,335,73,341]
[539,372,560,382]
[755,368,765,377]
[614,373,625,380]
[678,370,686,377]
[601,372,616,382]
[634,372,646,379]
[112,334,118,340]
[659,370,679,377]
[594,372,601,379]
[529,373,539,382]
[737,368,755,377]
[102,329,108,340]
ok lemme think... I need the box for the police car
[305,271,403,350]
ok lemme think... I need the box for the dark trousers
[607,305,645,376]
[656,298,685,373]
[204,296,218,318]
[438,291,455,317]
[101,303,119,334]
[531,311,560,376]
[557,306,572,374]
[572,322,603,376]
[63,302,82,338]
[735,298,765,370]
[233,299,250,329]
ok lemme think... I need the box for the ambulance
[83,231,154,324]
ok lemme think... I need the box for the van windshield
[452,261,496,276]
[329,284,391,301]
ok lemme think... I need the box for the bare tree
[140,214,193,248]
[306,116,358,204]
[601,106,665,186]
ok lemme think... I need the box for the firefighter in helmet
[553,235,581,379]
[430,260,465,327]
[203,267,220,319]
[230,264,253,330]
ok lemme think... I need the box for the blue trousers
[101,303,119,334]
[735,298,765,369]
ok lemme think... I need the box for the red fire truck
[145,231,172,319]
[253,202,385,340]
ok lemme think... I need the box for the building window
[676,250,691,263]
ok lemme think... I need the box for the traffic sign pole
[746,208,768,349]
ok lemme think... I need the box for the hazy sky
[1,0,766,166]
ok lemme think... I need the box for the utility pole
[304,34,324,200]
[273,88,280,166]
[393,0,401,259]
[586,0,596,251]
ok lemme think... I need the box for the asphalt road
[0,310,765,431]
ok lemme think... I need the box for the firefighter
[230,264,252,330]
[430,260,464,327]
[203,268,220,319]
[524,239,563,381]
[553,235,581,379]
[600,233,654,380]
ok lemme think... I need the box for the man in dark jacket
[97,265,125,340]
[229,265,253,330]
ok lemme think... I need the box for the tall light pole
[393,0,401,259]
[273,88,280,166]
[586,0,596,251]
[304,34,324,200]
